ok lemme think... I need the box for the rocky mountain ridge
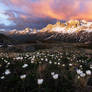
[1,20,92,44]
[8,20,92,35]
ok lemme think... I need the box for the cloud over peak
[0,0,92,30]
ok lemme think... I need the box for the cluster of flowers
[0,49,92,87]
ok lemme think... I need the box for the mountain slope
[8,20,92,43]
[0,33,15,44]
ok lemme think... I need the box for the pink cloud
[2,0,92,21]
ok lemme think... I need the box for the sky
[0,0,92,30]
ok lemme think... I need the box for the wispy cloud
[0,0,92,30]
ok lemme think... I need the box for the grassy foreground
[0,47,92,92]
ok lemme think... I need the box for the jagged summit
[8,20,92,35]
[40,20,92,34]
[9,27,38,35]
[5,20,92,43]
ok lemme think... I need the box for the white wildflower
[49,61,52,64]
[80,65,82,68]
[90,65,92,69]
[1,76,5,79]
[37,79,44,85]
[58,59,60,61]
[69,63,72,66]
[53,74,59,79]
[22,64,28,68]
[7,62,10,65]
[86,70,91,75]
[51,72,55,76]
[20,74,26,79]
[58,62,60,65]
[80,73,86,77]
[77,76,80,79]
[82,60,84,63]
[62,64,65,67]
[45,58,48,62]
[41,58,44,61]
[76,69,83,75]
[4,60,8,63]
[5,69,11,75]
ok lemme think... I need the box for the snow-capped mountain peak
[8,20,92,35]
[40,20,92,34]
[9,27,37,35]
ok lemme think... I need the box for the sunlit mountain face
[8,20,92,35]
[0,0,92,30]
[7,20,92,44]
